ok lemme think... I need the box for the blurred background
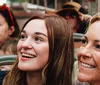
[2,0,99,29]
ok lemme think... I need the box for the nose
[21,38,32,49]
[78,45,93,58]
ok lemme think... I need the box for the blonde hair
[84,13,100,33]
[89,13,100,25]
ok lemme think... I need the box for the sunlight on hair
[88,12,100,25]
[93,12,100,17]
[90,12,100,21]
[0,0,6,6]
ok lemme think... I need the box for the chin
[18,64,25,71]
[18,64,41,71]
[18,63,28,71]
[78,73,90,82]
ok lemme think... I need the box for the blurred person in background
[0,4,20,85]
[45,1,92,34]
[0,38,18,85]
[52,2,92,81]
[0,4,20,46]
[55,1,92,34]
[45,1,92,82]
[0,38,18,71]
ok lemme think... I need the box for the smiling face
[17,19,49,71]
[78,21,100,84]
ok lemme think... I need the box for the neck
[27,71,43,85]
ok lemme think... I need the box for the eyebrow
[94,40,100,43]
[35,32,48,38]
[21,30,48,37]
[84,35,100,43]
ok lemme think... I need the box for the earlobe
[9,26,15,36]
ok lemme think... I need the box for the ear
[8,26,15,36]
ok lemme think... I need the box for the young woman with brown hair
[3,14,74,85]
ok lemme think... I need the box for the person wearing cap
[0,4,20,46]
[63,1,87,14]
[63,1,92,21]
[55,1,92,34]
[54,2,92,83]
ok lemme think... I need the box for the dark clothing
[77,20,89,34]
[0,71,7,85]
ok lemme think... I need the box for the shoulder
[73,80,90,85]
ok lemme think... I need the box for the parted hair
[3,13,74,85]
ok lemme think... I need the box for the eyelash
[20,34,26,40]
[35,37,43,42]
[20,34,43,42]
[95,44,100,50]
[81,39,100,51]
[81,39,88,46]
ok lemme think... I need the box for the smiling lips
[21,53,36,58]
[80,62,96,69]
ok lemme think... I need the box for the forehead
[23,19,47,35]
[88,21,100,32]
[85,21,100,39]
[0,13,6,22]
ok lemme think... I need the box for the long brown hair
[3,14,74,85]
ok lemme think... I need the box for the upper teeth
[22,53,34,58]
[81,63,95,68]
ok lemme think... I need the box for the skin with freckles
[78,20,100,85]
